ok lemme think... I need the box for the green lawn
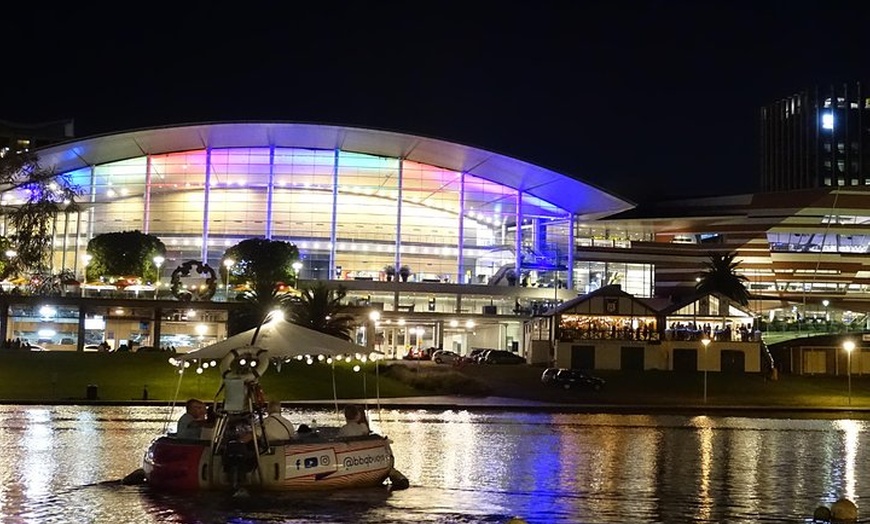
[0,351,421,402]
[2,351,869,411]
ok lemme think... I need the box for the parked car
[540,367,560,385]
[542,368,605,391]
[463,348,488,364]
[481,349,525,365]
[403,347,434,360]
[431,350,460,365]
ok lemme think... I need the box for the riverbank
[2,351,869,415]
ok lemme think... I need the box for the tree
[220,238,300,298]
[286,281,356,341]
[85,230,166,282]
[0,151,80,273]
[695,252,751,306]
[227,287,295,336]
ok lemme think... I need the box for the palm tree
[227,286,294,337]
[695,252,751,306]
[287,282,356,341]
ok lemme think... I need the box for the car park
[541,368,605,391]
[431,350,460,364]
[481,350,525,365]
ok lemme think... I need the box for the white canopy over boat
[178,318,369,361]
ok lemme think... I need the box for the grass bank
[2,351,869,411]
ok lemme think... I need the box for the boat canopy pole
[163,367,186,433]
[331,360,340,424]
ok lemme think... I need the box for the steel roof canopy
[34,121,634,219]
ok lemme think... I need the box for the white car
[431,350,460,365]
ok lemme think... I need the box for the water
[0,405,867,523]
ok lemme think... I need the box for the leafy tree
[0,236,15,278]
[0,151,80,272]
[85,230,166,281]
[286,281,355,341]
[695,252,751,306]
[220,238,300,298]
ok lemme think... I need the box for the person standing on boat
[176,398,208,439]
[262,401,296,441]
[337,404,370,437]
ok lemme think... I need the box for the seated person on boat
[337,404,370,437]
[263,400,296,441]
[176,398,209,439]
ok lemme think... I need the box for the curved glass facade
[45,146,575,287]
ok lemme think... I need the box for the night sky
[2,2,867,203]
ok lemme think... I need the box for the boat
[140,317,408,492]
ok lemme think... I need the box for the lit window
[822,113,834,130]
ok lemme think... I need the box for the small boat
[140,317,408,493]
[143,421,396,491]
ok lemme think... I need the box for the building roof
[33,122,634,220]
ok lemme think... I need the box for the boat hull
[143,434,394,491]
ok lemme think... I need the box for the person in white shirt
[262,400,296,441]
[337,404,370,437]
[176,398,207,439]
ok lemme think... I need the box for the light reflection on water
[0,405,868,523]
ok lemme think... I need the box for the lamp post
[223,258,234,301]
[152,255,164,299]
[844,340,855,406]
[292,260,303,288]
[81,253,92,296]
[822,299,830,333]
[701,337,711,403]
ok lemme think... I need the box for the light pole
[844,340,855,406]
[81,253,92,296]
[701,337,711,403]
[223,258,234,300]
[292,260,303,288]
[822,299,830,333]
[152,255,164,299]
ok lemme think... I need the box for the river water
[0,404,867,523]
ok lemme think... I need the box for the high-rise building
[0,119,75,157]
[760,82,870,191]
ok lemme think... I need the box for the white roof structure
[35,122,633,219]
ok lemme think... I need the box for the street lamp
[152,255,164,299]
[81,253,92,296]
[822,299,830,332]
[292,260,303,288]
[844,340,855,406]
[701,337,711,403]
[223,258,234,300]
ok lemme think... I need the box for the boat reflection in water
[0,405,868,523]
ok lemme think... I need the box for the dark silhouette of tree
[227,287,295,336]
[220,238,300,299]
[0,151,80,273]
[286,281,355,341]
[695,252,751,306]
[85,230,166,281]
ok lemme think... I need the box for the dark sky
[3,2,868,203]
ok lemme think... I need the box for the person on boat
[262,400,296,441]
[176,398,208,439]
[337,404,370,437]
